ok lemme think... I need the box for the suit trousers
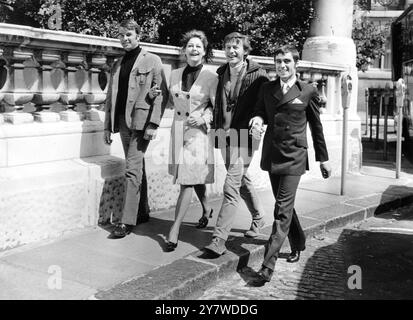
[213,143,265,241]
[118,116,150,226]
[262,173,306,271]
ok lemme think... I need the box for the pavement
[1,156,413,300]
[198,205,413,300]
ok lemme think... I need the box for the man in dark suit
[249,45,332,283]
[104,19,167,238]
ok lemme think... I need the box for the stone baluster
[84,54,107,121]
[311,72,322,86]
[0,48,7,124]
[326,74,339,115]
[299,70,312,83]
[60,52,86,121]
[318,74,328,113]
[2,48,36,124]
[32,50,64,122]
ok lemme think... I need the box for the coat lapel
[130,48,146,73]
[271,79,283,104]
[275,81,301,109]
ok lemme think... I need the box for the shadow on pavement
[297,229,413,300]
[376,185,413,221]
[98,216,217,252]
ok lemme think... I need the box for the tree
[352,0,389,71]
[0,0,315,57]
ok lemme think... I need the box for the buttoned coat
[104,48,165,132]
[254,78,329,175]
[168,66,218,185]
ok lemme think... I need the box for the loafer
[286,250,301,263]
[257,266,273,282]
[244,218,265,238]
[196,209,213,229]
[204,237,227,256]
[165,240,178,252]
[111,223,132,238]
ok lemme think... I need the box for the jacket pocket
[136,67,153,86]
[134,101,150,110]
[295,137,308,148]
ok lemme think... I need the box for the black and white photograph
[1,0,413,306]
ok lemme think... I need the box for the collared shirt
[280,75,297,95]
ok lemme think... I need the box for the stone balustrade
[0,23,354,251]
[0,23,348,125]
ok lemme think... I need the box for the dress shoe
[196,209,213,229]
[244,218,265,238]
[286,250,301,263]
[111,223,132,238]
[136,215,150,225]
[257,266,273,282]
[165,240,178,252]
[204,237,227,256]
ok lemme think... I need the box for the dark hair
[223,32,252,58]
[180,29,213,63]
[119,19,141,34]
[274,45,300,63]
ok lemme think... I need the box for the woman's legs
[168,185,194,243]
[194,184,211,217]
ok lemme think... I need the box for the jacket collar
[272,76,304,108]
[116,47,147,67]
[216,58,260,76]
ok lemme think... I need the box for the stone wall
[0,23,358,251]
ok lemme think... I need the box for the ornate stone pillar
[60,52,86,121]
[303,0,358,115]
[84,54,107,121]
[2,48,36,124]
[32,50,64,122]
[302,0,361,173]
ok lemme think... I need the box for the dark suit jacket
[254,78,329,175]
[104,48,166,133]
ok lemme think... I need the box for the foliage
[0,0,42,27]
[352,0,391,71]
[0,0,315,57]
[353,17,388,71]
[153,0,315,56]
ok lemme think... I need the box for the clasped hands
[249,116,265,140]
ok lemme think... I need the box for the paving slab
[0,262,95,300]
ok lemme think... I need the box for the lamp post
[365,88,369,136]
[341,74,353,196]
[395,78,406,179]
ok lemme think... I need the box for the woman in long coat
[154,30,218,251]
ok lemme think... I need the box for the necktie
[282,83,290,95]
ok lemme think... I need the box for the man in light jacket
[104,18,167,238]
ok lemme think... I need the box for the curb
[92,188,413,300]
